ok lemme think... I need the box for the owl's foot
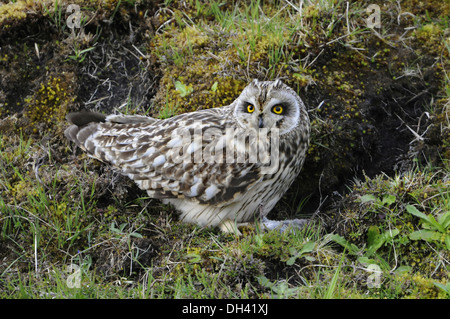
[218,219,249,236]
[260,216,308,233]
[218,217,308,235]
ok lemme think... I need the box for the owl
[65,79,310,233]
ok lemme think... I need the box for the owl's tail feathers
[65,111,106,154]
[65,111,158,157]
[66,111,106,127]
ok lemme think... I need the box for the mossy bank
[0,0,448,298]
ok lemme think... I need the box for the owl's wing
[65,109,264,206]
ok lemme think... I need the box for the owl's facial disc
[233,80,301,135]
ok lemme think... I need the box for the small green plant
[406,205,450,250]
[67,46,95,63]
[365,226,400,257]
[331,228,399,271]
[257,276,301,298]
[174,80,194,97]
[210,81,218,93]
[433,282,450,297]
[158,102,180,119]
[110,222,143,239]
[330,234,360,256]
[286,241,315,265]
[43,0,65,33]
[324,250,346,299]
[359,193,397,209]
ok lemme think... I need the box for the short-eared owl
[65,79,310,233]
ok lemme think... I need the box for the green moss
[23,75,75,136]
[0,1,31,27]
[414,23,445,55]
[401,0,450,20]
[399,273,449,299]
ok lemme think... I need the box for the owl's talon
[219,220,242,236]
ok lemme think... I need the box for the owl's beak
[258,115,264,128]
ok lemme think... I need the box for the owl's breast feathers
[65,109,270,206]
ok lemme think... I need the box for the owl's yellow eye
[272,105,283,114]
[247,103,255,113]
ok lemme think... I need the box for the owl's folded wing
[66,109,264,206]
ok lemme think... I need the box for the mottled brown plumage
[65,79,310,232]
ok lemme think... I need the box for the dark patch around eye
[242,102,254,112]
[273,103,290,115]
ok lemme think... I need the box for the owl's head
[233,79,306,135]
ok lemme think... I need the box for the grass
[0,0,449,299]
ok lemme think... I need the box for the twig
[346,1,350,36]
[132,44,146,58]
[305,49,324,69]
